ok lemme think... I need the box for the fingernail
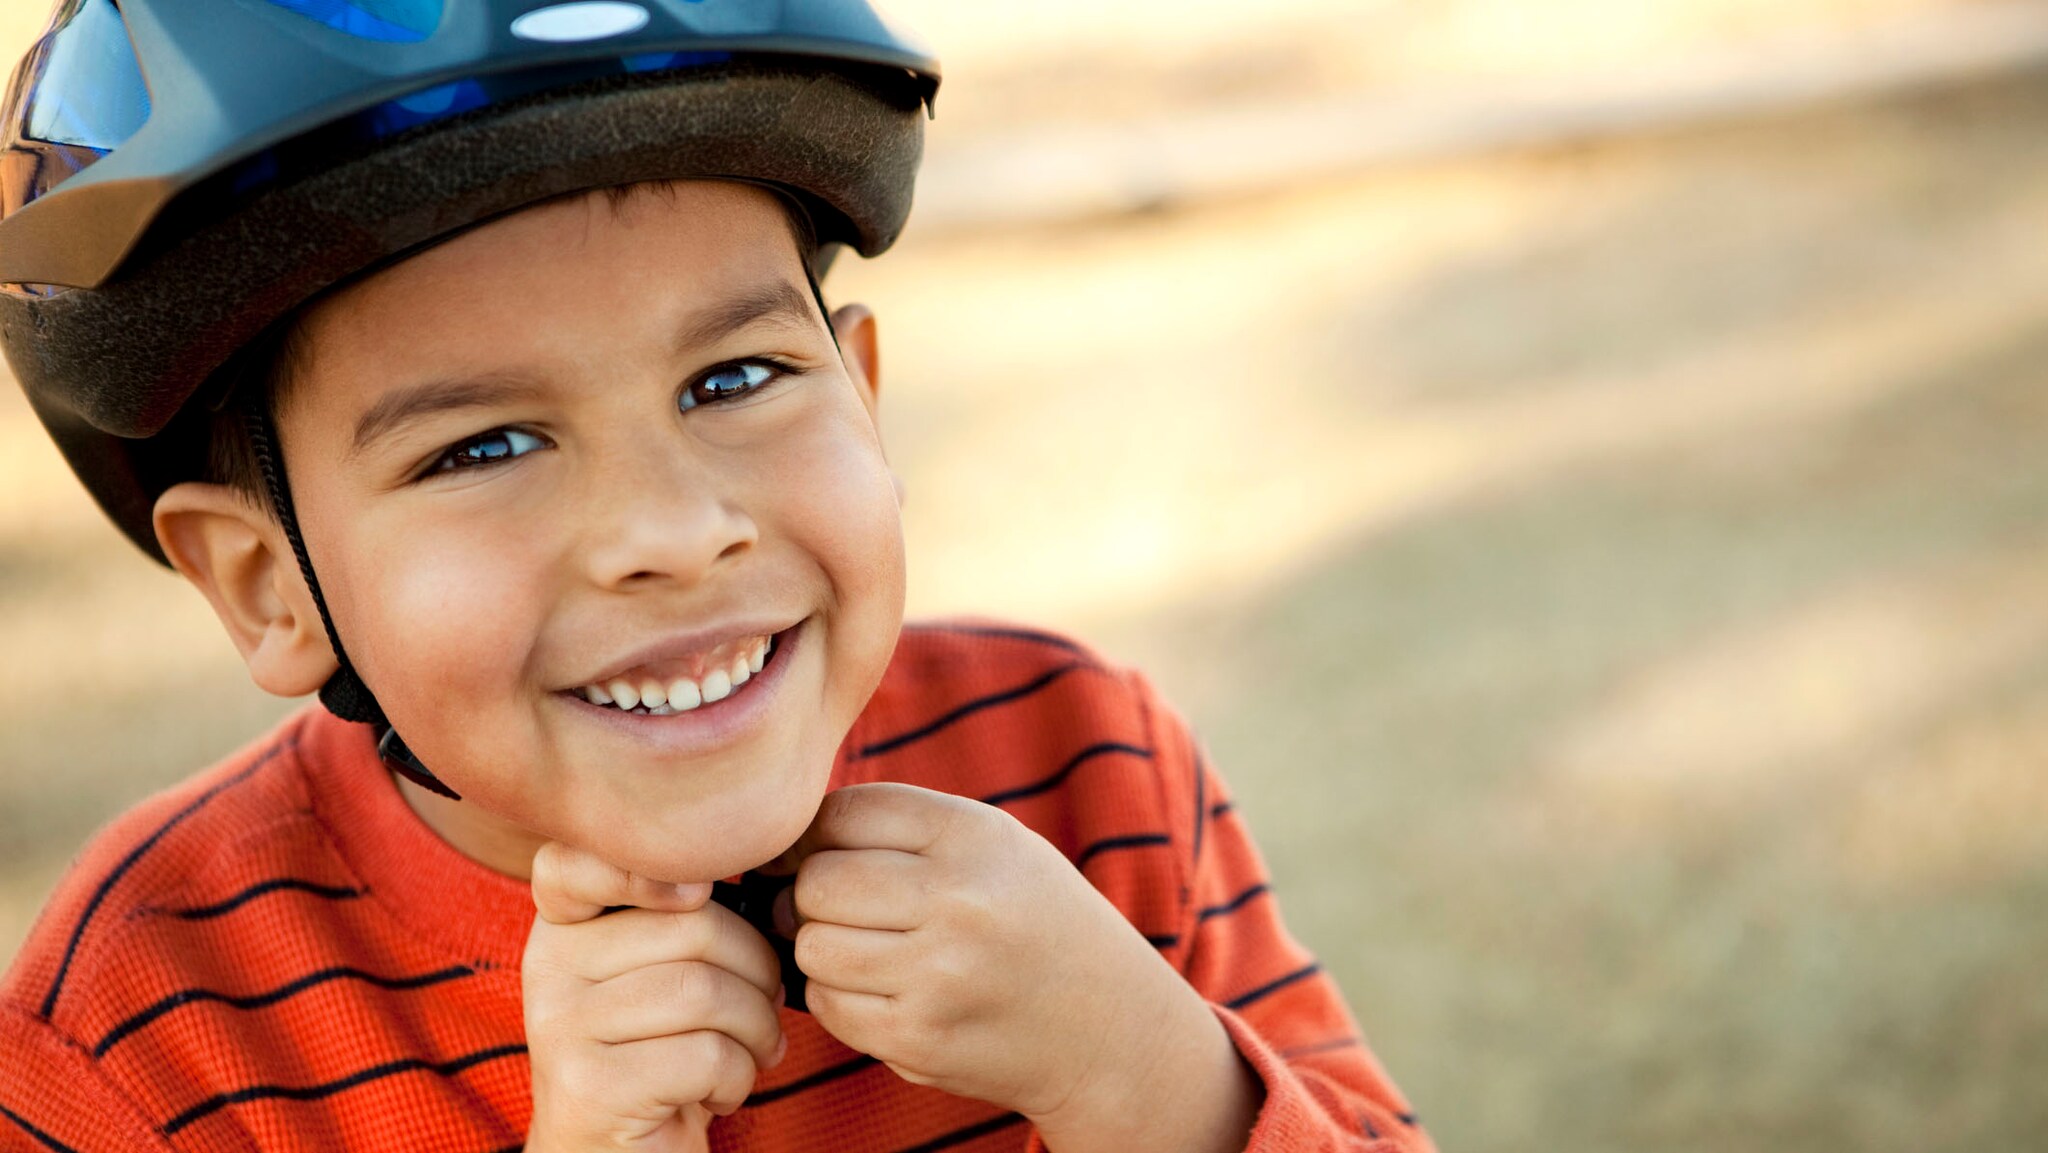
[673,882,710,905]
[772,1035,788,1066]
[771,888,797,938]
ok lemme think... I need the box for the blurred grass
[5,2,2048,1151]
[834,68,2048,1151]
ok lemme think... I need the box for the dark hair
[204,181,822,505]
[202,319,309,506]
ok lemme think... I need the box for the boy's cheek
[347,537,545,723]
[332,519,563,804]
[780,433,905,620]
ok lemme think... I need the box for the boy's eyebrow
[349,376,542,459]
[347,279,819,458]
[672,279,821,354]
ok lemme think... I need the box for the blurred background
[5,0,2048,1149]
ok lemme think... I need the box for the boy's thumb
[528,840,712,924]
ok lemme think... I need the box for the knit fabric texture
[0,622,1431,1152]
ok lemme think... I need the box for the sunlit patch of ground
[888,0,1977,130]
[1825,677,2048,896]
[1540,539,2048,823]
[5,9,2048,1153]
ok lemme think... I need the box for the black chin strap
[242,400,461,799]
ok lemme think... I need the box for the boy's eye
[680,360,783,412]
[430,427,548,474]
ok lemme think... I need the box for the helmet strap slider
[377,727,462,801]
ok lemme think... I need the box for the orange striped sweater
[0,623,1431,1152]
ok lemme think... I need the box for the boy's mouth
[573,630,782,715]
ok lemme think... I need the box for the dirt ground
[5,7,2048,1153]
[829,75,2048,1152]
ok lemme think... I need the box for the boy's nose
[576,453,758,590]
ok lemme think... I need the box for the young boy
[0,2,1431,1150]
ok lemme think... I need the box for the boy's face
[273,182,904,884]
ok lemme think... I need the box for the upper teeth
[580,634,774,713]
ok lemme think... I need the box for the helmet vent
[259,0,443,43]
[510,2,653,43]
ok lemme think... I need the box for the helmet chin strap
[241,400,461,800]
[233,254,839,807]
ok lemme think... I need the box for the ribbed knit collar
[296,708,537,969]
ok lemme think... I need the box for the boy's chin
[587,802,816,886]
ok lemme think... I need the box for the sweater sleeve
[0,1002,179,1153]
[1138,672,1436,1153]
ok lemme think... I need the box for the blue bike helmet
[0,0,939,798]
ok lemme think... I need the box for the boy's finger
[778,783,967,865]
[800,983,897,1058]
[603,1030,762,1119]
[540,901,783,995]
[792,922,910,997]
[530,841,712,925]
[792,848,928,930]
[582,960,785,1069]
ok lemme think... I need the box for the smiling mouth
[572,629,786,716]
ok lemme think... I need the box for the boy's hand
[776,784,1260,1153]
[522,842,788,1153]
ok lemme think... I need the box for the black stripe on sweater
[743,1054,880,1107]
[0,1103,80,1153]
[1224,962,1322,1011]
[908,623,1096,660]
[1196,882,1270,923]
[42,738,293,1019]
[159,1043,528,1135]
[892,1112,1028,1153]
[1192,751,1208,867]
[1210,799,1235,820]
[1072,833,1172,872]
[980,742,1153,808]
[94,965,476,1058]
[162,879,365,921]
[858,663,1088,759]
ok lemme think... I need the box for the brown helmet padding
[0,58,925,563]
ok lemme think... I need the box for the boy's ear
[829,301,903,505]
[831,301,881,416]
[153,482,339,698]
